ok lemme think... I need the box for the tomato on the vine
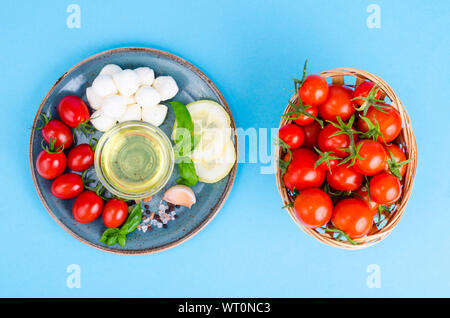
[353,140,387,176]
[68,144,95,171]
[72,191,104,223]
[331,198,373,239]
[318,123,355,158]
[353,81,382,106]
[294,188,333,228]
[354,186,379,216]
[279,124,304,149]
[36,148,67,180]
[369,172,402,205]
[384,143,408,177]
[299,75,329,106]
[290,101,319,126]
[51,173,83,199]
[326,164,363,191]
[102,199,129,228]
[58,95,90,128]
[318,85,355,122]
[357,105,402,143]
[283,148,325,191]
[41,119,73,149]
[301,121,321,148]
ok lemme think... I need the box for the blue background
[0,0,449,297]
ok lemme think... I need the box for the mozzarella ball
[123,94,136,105]
[92,74,117,97]
[141,104,168,127]
[118,104,142,123]
[99,64,122,76]
[86,87,103,110]
[134,67,155,86]
[135,85,161,107]
[112,69,140,97]
[90,110,116,132]
[152,76,179,101]
[101,95,127,120]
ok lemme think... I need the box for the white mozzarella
[90,110,116,132]
[135,85,161,107]
[134,67,155,86]
[152,76,179,101]
[123,94,136,105]
[86,87,103,110]
[101,95,127,120]
[118,104,142,122]
[92,74,117,97]
[99,64,122,76]
[141,104,168,127]
[112,69,140,97]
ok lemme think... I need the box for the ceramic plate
[29,47,237,254]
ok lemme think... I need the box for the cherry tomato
[58,95,90,128]
[301,121,321,148]
[283,148,325,191]
[316,152,340,172]
[326,164,363,191]
[353,81,382,106]
[68,144,95,171]
[50,173,83,199]
[72,191,103,223]
[331,198,373,239]
[354,186,379,216]
[299,75,329,106]
[353,140,387,176]
[318,85,355,122]
[36,150,67,179]
[42,119,73,149]
[318,123,354,158]
[357,105,402,143]
[369,172,402,205]
[294,188,333,228]
[384,143,408,177]
[290,100,319,126]
[102,199,129,228]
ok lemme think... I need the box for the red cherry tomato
[68,144,95,171]
[51,173,83,199]
[283,148,325,191]
[369,172,402,205]
[294,188,333,228]
[319,85,355,122]
[290,101,319,126]
[318,123,354,158]
[354,186,379,216]
[36,150,67,179]
[357,105,402,143]
[331,198,373,239]
[299,75,329,106]
[316,152,340,172]
[384,143,408,177]
[72,191,104,223]
[326,164,363,191]
[301,121,321,149]
[42,119,73,149]
[353,140,387,176]
[102,199,129,228]
[353,81,382,106]
[58,95,90,128]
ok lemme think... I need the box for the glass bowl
[94,121,174,200]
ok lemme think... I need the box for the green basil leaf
[99,228,119,244]
[177,157,198,187]
[118,234,127,247]
[170,101,195,152]
[120,202,142,234]
[106,235,118,246]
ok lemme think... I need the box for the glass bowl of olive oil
[94,121,174,200]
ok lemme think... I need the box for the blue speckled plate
[29,47,237,255]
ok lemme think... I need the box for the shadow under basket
[275,68,418,250]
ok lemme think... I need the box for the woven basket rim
[275,67,417,250]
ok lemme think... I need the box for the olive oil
[95,121,174,199]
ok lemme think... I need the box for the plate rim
[29,47,238,255]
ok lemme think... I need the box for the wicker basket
[275,68,417,249]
